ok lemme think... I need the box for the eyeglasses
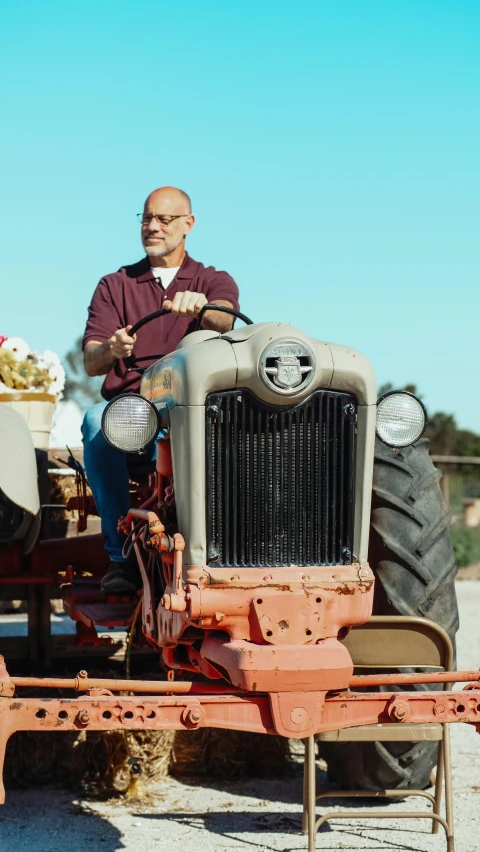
[137,213,189,226]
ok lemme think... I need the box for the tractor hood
[140,322,376,408]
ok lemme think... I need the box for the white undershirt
[151,266,180,290]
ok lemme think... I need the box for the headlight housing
[376,391,427,448]
[101,393,160,453]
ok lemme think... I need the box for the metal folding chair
[302,615,455,851]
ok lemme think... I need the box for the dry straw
[5,728,292,795]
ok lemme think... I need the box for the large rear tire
[319,437,459,790]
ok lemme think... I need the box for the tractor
[0,305,478,843]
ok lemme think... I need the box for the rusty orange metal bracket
[1,687,479,804]
[1,654,480,804]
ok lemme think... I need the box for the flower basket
[0,335,65,449]
[0,391,57,450]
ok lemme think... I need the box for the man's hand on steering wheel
[110,295,208,366]
[109,326,137,359]
[118,302,252,373]
[163,291,208,318]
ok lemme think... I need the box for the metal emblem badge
[275,356,302,389]
[259,339,315,395]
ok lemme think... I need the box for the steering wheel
[124,303,253,373]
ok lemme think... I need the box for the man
[82,186,239,593]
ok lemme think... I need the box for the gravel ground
[1,581,479,852]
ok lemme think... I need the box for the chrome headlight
[101,394,160,453]
[376,391,427,448]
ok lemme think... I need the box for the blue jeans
[82,401,156,563]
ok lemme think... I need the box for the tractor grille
[206,389,356,567]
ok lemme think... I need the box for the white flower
[47,362,66,396]
[2,337,31,360]
[37,349,61,370]
[35,349,66,396]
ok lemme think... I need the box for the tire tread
[319,438,459,791]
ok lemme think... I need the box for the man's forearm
[84,340,116,377]
[200,300,236,333]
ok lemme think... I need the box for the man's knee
[82,401,108,442]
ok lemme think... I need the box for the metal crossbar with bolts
[1,659,479,811]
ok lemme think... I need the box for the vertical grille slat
[224,395,230,563]
[286,409,293,566]
[239,395,246,566]
[248,402,255,565]
[331,397,338,562]
[230,396,237,565]
[206,389,355,568]
[323,395,330,563]
[337,397,344,560]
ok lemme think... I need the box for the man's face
[140,191,194,258]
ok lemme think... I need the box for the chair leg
[442,723,455,852]
[432,737,444,834]
[305,735,317,852]
[302,739,308,835]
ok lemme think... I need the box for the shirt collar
[136,252,199,284]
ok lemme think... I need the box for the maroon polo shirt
[82,253,239,400]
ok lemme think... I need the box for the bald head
[141,186,195,265]
[144,186,192,215]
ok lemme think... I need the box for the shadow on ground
[0,788,125,852]
[132,807,438,852]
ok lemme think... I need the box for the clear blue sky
[1,1,478,428]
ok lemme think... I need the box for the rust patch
[335,584,356,596]
[207,579,292,592]
[10,702,23,710]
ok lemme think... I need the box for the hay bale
[5,727,292,794]
[48,473,87,521]
[5,729,175,796]
[170,728,292,780]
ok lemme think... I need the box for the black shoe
[100,561,140,594]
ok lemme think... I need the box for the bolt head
[77,709,90,724]
[389,700,410,722]
[189,709,202,723]
[182,705,204,728]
